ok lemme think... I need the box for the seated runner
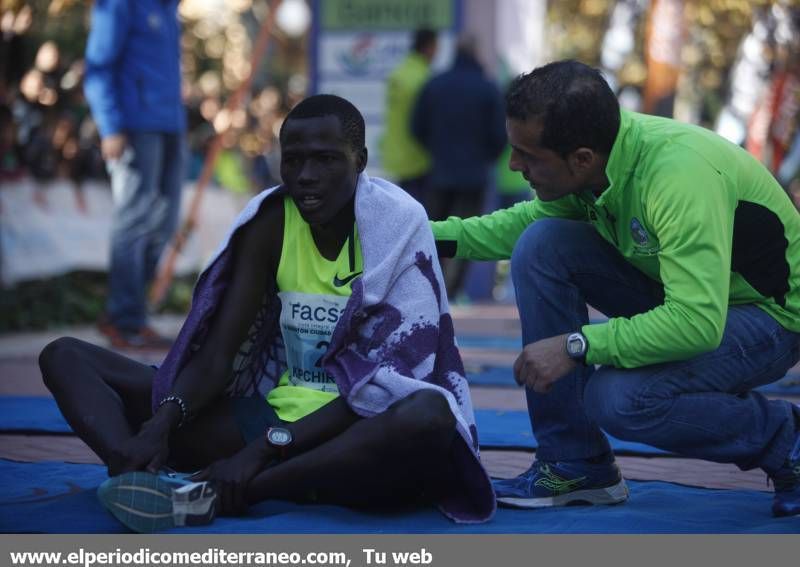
[39,94,494,533]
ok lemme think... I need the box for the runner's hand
[106,417,171,476]
[513,333,577,393]
[192,440,273,516]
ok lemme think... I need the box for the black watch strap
[266,426,293,459]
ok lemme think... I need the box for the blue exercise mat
[0,397,669,455]
[464,365,800,395]
[0,397,71,434]
[0,460,795,533]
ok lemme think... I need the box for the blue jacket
[411,52,506,192]
[84,0,185,137]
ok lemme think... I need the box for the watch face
[267,427,292,446]
[566,333,586,357]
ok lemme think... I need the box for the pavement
[1,303,796,493]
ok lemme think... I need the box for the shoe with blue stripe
[771,430,800,517]
[492,456,629,508]
[97,470,216,533]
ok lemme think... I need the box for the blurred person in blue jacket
[411,36,506,297]
[84,0,186,348]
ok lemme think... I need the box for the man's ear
[570,147,596,170]
[567,147,596,175]
[356,147,368,173]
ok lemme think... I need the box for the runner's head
[279,94,367,226]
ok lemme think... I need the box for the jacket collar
[596,110,642,206]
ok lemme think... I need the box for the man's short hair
[412,28,437,53]
[505,60,620,157]
[280,94,365,151]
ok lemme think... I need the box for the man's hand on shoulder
[101,133,127,161]
[513,333,576,393]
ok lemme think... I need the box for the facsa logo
[291,302,342,323]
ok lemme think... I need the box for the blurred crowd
[1,6,104,184]
[2,0,799,203]
[0,4,294,192]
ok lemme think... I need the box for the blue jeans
[512,218,800,473]
[106,132,185,331]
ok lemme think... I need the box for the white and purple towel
[152,172,495,523]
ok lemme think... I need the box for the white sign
[0,178,245,287]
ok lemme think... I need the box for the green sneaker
[98,471,216,533]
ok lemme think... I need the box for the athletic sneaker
[97,471,216,533]
[771,430,800,517]
[492,456,629,508]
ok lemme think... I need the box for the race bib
[277,291,348,393]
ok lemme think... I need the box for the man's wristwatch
[266,426,293,460]
[565,332,589,364]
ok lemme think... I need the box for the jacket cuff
[430,219,462,258]
[98,118,124,139]
[581,322,611,366]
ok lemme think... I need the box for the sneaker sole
[97,472,215,533]
[497,478,629,509]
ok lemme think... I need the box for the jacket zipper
[602,205,618,246]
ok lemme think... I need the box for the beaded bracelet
[157,395,190,428]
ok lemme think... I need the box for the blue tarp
[0,460,794,534]
[0,397,671,455]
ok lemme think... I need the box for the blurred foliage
[547,0,800,127]
[2,0,88,62]
[1,0,306,101]
[548,0,800,67]
[0,272,196,333]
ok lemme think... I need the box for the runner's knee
[39,337,86,392]
[387,390,456,450]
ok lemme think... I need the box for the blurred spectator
[250,129,282,190]
[23,113,72,181]
[3,28,102,187]
[84,0,186,348]
[214,129,250,194]
[0,5,32,98]
[72,115,106,182]
[0,103,23,181]
[411,36,506,297]
[380,28,437,203]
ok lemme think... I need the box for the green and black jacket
[432,110,800,368]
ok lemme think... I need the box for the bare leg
[246,390,461,509]
[40,337,155,464]
[39,337,245,473]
